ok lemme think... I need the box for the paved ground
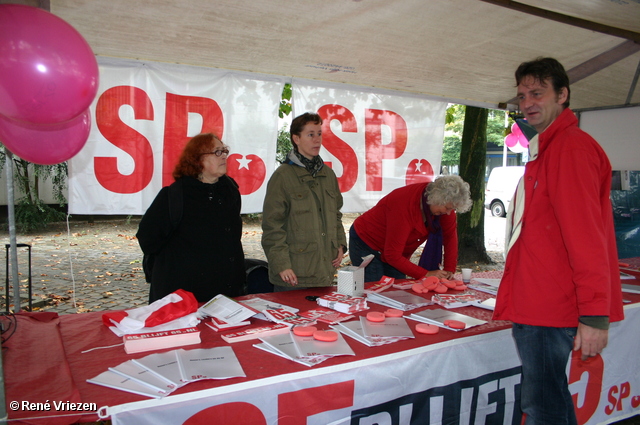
[1,213,506,315]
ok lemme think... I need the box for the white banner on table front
[107,305,640,425]
[68,57,285,215]
[292,79,448,213]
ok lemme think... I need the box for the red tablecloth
[3,268,640,424]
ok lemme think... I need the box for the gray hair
[425,175,472,213]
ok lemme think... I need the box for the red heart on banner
[405,159,434,186]
[226,154,266,195]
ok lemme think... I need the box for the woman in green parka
[261,112,347,291]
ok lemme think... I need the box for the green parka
[261,162,347,288]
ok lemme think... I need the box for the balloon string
[65,214,77,308]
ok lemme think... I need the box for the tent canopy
[7,0,640,111]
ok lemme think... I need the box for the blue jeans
[512,323,578,425]
[348,225,406,283]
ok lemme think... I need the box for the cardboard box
[337,254,374,297]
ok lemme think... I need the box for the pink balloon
[0,110,91,165]
[0,4,99,124]
[504,122,528,153]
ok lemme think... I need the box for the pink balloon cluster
[0,4,98,164]
[504,122,529,154]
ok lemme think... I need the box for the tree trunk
[457,106,492,265]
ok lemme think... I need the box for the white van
[484,166,525,217]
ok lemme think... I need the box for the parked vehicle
[484,166,525,217]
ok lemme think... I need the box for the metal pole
[4,150,21,312]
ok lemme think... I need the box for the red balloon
[0,4,99,124]
[0,110,91,165]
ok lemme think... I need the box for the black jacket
[137,176,245,303]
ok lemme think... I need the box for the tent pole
[4,150,21,312]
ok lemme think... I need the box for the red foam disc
[415,323,440,334]
[366,311,386,322]
[313,330,338,342]
[384,308,404,318]
[292,326,317,337]
[444,319,466,329]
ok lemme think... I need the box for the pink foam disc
[433,284,448,294]
[422,276,440,286]
[411,283,425,294]
[444,320,466,329]
[384,308,404,318]
[442,279,458,289]
[415,323,440,334]
[313,330,338,342]
[293,326,317,337]
[366,311,386,322]
[424,282,438,291]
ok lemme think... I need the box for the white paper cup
[461,268,472,283]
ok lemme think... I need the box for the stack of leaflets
[220,323,290,343]
[240,297,299,320]
[254,330,355,367]
[621,283,640,294]
[317,292,369,314]
[431,292,484,309]
[297,307,354,324]
[407,309,487,331]
[205,316,251,332]
[366,290,432,311]
[475,298,496,310]
[392,280,416,290]
[364,276,395,294]
[332,317,415,347]
[123,327,201,354]
[87,346,245,398]
[467,278,501,297]
[198,294,258,325]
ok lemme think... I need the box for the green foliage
[279,83,292,118]
[487,109,509,146]
[0,148,68,231]
[441,135,461,165]
[14,198,66,232]
[276,127,292,164]
[443,105,510,162]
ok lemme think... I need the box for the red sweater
[353,183,458,279]
[494,109,624,326]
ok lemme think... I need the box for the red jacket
[353,183,458,278]
[494,109,624,326]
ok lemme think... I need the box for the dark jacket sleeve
[136,186,172,255]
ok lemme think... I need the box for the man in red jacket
[494,57,624,424]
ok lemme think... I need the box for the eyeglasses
[201,148,229,157]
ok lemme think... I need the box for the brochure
[132,350,185,386]
[220,323,290,343]
[332,320,409,347]
[297,307,355,324]
[359,316,415,339]
[366,290,432,311]
[621,283,640,294]
[431,292,484,309]
[176,346,245,382]
[291,332,355,358]
[87,370,168,399]
[198,294,258,325]
[257,333,327,367]
[407,309,487,331]
[239,297,299,321]
[109,360,177,393]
